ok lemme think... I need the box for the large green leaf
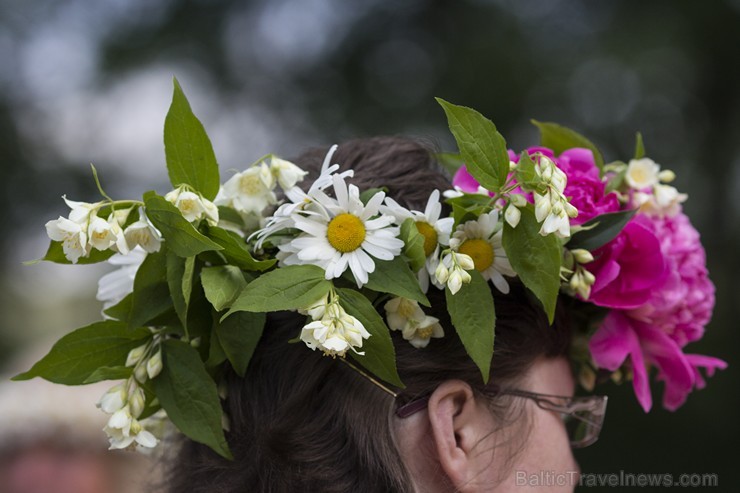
[152,340,232,459]
[337,288,403,388]
[129,249,173,329]
[201,265,248,312]
[224,265,331,317]
[364,256,430,307]
[567,209,637,251]
[164,78,220,200]
[531,120,605,171]
[502,206,562,323]
[83,366,133,384]
[214,311,265,377]
[143,191,223,258]
[445,271,496,383]
[436,98,510,192]
[205,226,276,271]
[12,322,151,385]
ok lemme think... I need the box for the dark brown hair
[166,136,570,493]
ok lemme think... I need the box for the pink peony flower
[586,215,668,309]
[589,210,724,411]
[589,311,726,412]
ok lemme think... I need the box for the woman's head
[168,136,576,493]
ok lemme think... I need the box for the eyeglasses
[395,386,607,449]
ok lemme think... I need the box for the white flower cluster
[384,297,443,348]
[215,156,308,227]
[531,155,579,237]
[625,158,687,216]
[165,186,219,225]
[45,198,162,264]
[97,336,165,450]
[299,292,371,357]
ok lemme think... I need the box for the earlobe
[427,380,489,491]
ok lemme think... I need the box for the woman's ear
[427,380,494,491]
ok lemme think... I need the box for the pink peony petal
[452,165,484,193]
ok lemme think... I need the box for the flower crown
[14,79,725,459]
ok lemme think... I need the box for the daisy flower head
[284,173,404,287]
[449,210,516,294]
[382,190,454,292]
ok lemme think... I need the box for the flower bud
[146,349,163,380]
[447,271,463,295]
[455,253,475,272]
[190,337,202,348]
[504,204,521,228]
[129,386,146,418]
[658,169,676,183]
[134,364,148,384]
[582,269,596,285]
[434,261,449,284]
[126,343,148,367]
[571,249,594,264]
[510,194,527,207]
[564,201,579,218]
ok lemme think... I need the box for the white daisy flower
[252,145,353,249]
[382,190,454,292]
[282,174,404,287]
[449,210,515,294]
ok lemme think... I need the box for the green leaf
[445,271,496,383]
[436,98,510,192]
[568,209,637,251]
[445,193,492,227]
[514,151,538,187]
[104,293,133,322]
[205,226,275,271]
[164,78,220,200]
[12,322,151,385]
[336,288,403,388]
[436,152,465,176]
[399,218,426,273]
[201,265,248,312]
[207,326,228,368]
[83,366,132,384]
[502,206,562,323]
[31,241,115,265]
[153,339,232,459]
[224,265,331,317]
[634,132,645,159]
[217,206,245,227]
[143,191,223,257]
[531,120,605,171]
[215,311,265,377]
[364,256,430,307]
[129,249,173,329]
[167,253,194,330]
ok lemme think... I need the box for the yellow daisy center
[327,213,366,253]
[458,239,494,272]
[416,325,434,339]
[415,221,438,257]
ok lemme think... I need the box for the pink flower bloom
[586,216,668,309]
[589,210,724,411]
[590,311,726,412]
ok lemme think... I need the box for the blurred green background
[1,0,737,491]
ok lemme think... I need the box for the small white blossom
[62,196,98,224]
[166,188,219,225]
[300,296,371,357]
[87,215,118,251]
[270,156,308,190]
[103,405,158,450]
[97,383,128,414]
[384,297,444,348]
[436,251,473,295]
[625,158,660,190]
[126,343,148,368]
[45,216,88,263]
[216,163,277,215]
[129,386,146,418]
[124,218,162,253]
[504,203,521,228]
